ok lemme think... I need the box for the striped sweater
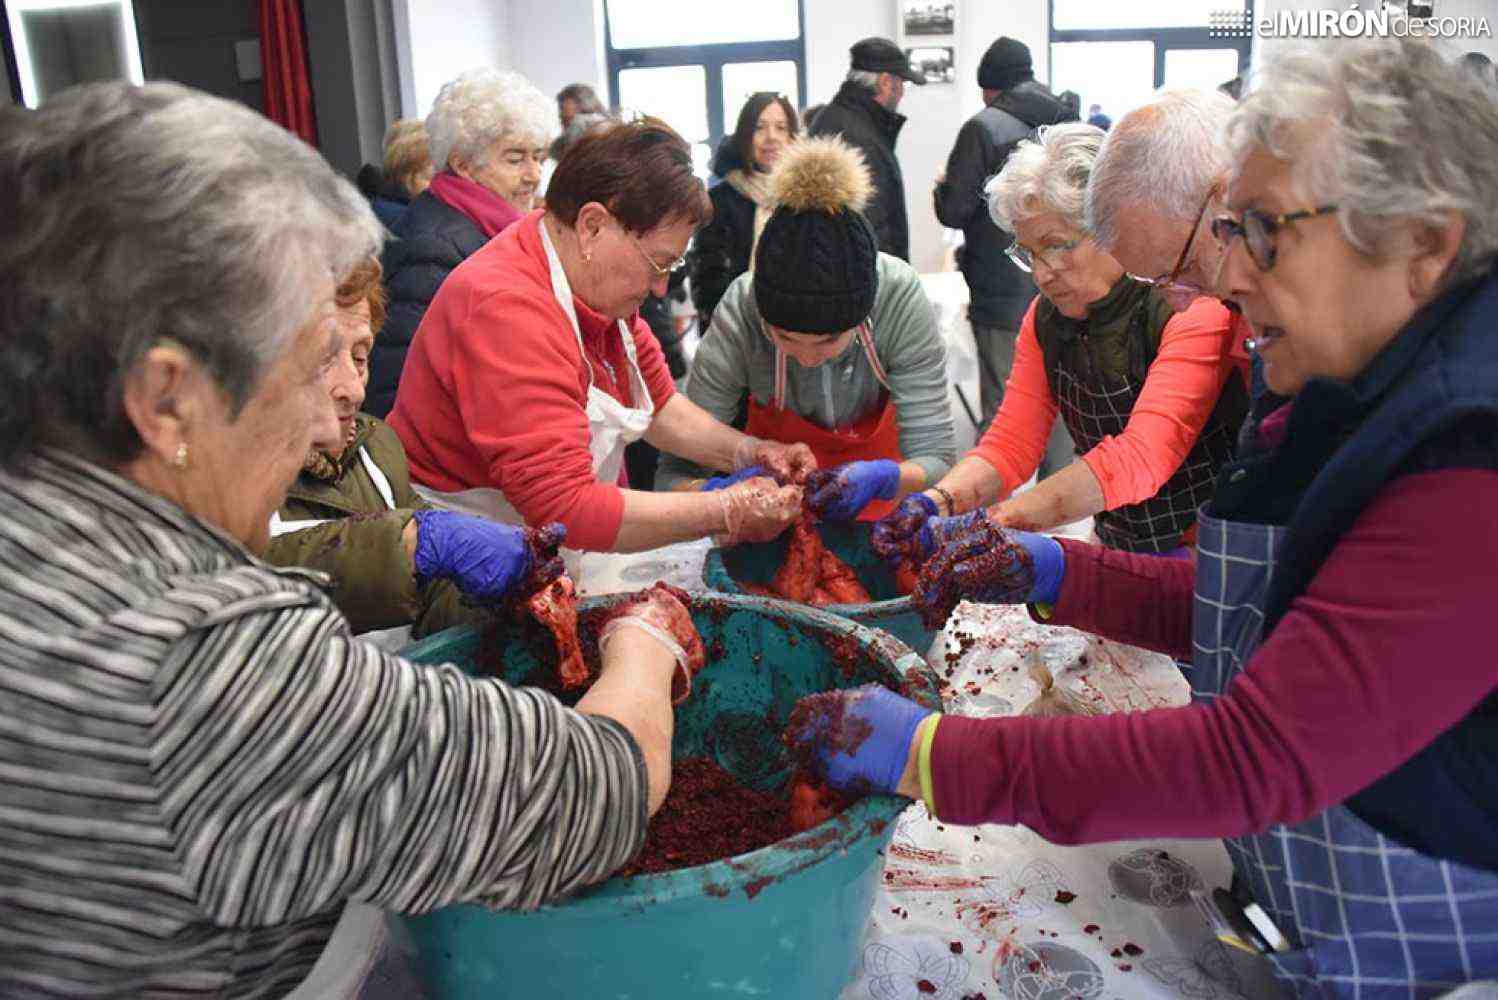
[0,452,648,999]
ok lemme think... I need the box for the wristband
[916,714,942,816]
[931,485,957,516]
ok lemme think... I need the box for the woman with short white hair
[370,68,554,417]
[798,38,1498,998]
[874,121,1245,563]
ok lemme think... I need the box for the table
[839,600,1284,1000]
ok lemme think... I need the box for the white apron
[414,219,655,594]
[268,447,413,652]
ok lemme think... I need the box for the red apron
[744,323,904,521]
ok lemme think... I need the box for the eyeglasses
[1210,204,1340,272]
[624,228,687,277]
[1005,235,1085,274]
[1127,186,1216,291]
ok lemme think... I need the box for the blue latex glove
[871,494,986,565]
[412,510,560,603]
[784,684,933,795]
[912,514,1065,627]
[804,459,902,521]
[702,465,766,491]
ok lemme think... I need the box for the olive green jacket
[263,414,484,639]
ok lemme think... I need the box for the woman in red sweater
[389,118,809,587]
[792,38,1498,998]
[873,122,1245,561]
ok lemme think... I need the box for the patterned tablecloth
[840,600,1284,1000]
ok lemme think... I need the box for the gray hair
[846,69,882,92]
[426,68,554,171]
[0,80,381,467]
[986,122,1106,233]
[1227,37,1498,288]
[1085,89,1237,249]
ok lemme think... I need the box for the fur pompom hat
[753,136,879,334]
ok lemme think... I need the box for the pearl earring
[173,443,189,469]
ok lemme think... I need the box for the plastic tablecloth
[840,599,1285,1000]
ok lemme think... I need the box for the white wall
[394,0,512,117]
[507,0,607,105]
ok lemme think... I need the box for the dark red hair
[545,116,711,235]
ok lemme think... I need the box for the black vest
[1036,278,1247,553]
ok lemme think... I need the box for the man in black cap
[933,35,1074,476]
[808,37,925,262]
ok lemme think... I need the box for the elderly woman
[792,38,1498,997]
[874,122,1245,562]
[389,117,807,593]
[0,81,699,998]
[264,256,548,649]
[687,91,799,327]
[369,69,553,418]
[660,137,956,523]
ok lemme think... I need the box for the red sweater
[929,468,1498,842]
[389,212,676,551]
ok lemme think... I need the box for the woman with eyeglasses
[658,136,955,523]
[874,122,1246,564]
[389,117,808,590]
[792,38,1498,998]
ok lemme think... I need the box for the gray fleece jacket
[658,253,956,489]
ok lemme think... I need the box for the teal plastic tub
[397,592,942,999]
[703,520,938,659]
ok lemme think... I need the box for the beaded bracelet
[931,485,957,516]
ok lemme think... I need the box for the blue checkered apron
[1191,507,1498,998]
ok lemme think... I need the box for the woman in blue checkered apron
[793,37,1498,1000]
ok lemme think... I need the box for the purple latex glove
[870,494,986,565]
[912,513,1065,627]
[412,509,548,602]
[804,459,902,521]
[702,465,766,491]
[784,684,932,795]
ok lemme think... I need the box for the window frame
[1047,0,1254,95]
[602,0,807,154]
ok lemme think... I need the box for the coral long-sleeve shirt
[970,295,1240,507]
[928,468,1498,846]
[389,212,676,551]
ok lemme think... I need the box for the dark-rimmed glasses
[1126,186,1217,291]
[1210,204,1340,272]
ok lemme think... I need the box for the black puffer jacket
[687,139,762,328]
[808,80,910,261]
[367,191,487,419]
[934,80,1074,329]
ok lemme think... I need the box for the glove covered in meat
[804,459,901,521]
[598,583,707,704]
[911,513,1065,628]
[718,476,803,544]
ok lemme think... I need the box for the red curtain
[258,0,318,146]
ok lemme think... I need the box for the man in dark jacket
[933,35,1075,473]
[808,37,924,261]
[368,191,487,418]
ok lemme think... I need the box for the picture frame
[902,0,955,37]
[904,45,956,85]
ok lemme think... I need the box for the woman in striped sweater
[0,81,691,999]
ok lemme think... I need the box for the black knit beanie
[753,137,879,334]
[978,37,1033,91]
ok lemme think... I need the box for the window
[604,0,806,179]
[1048,0,1252,125]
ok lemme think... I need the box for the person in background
[793,37,1498,998]
[389,118,808,591]
[1086,102,1111,130]
[660,137,955,522]
[370,68,552,419]
[356,118,433,231]
[1461,51,1496,87]
[1057,89,1081,122]
[809,37,925,262]
[687,91,799,329]
[875,124,1244,558]
[934,35,1074,475]
[557,82,606,130]
[264,256,551,649]
[0,78,696,999]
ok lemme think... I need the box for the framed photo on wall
[905,46,955,85]
[902,0,955,36]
